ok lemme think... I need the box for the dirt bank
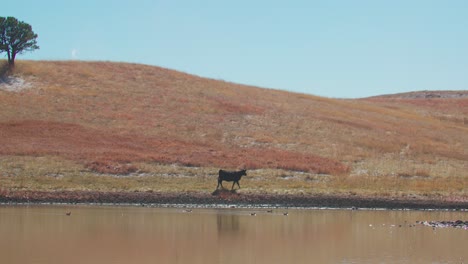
[1,190,466,210]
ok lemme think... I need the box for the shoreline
[1,190,467,210]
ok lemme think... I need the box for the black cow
[217,169,247,190]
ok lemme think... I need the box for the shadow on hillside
[0,61,12,81]
[0,61,11,79]
[212,189,240,196]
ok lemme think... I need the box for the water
[0,205,466,264]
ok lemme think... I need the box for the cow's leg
[218,180,224,189]
[236,181,241,189]
[231,181,236,190]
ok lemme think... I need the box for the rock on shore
[416,220,468,230]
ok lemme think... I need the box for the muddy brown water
[0,205,466,264]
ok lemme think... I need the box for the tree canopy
[0,16,39,67]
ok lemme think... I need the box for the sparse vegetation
[0,61,466,201]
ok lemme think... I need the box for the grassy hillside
[0,61,466,198]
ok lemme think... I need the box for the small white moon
[71,49,79,59]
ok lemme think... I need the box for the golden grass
[0,60,467,199]
[0,156,465,199]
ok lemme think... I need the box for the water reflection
[0,205,466,264]
[217,213,240,235]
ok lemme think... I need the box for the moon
[71,48,79,59]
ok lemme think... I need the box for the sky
[2,0,468,98]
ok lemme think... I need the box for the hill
[368,90,468,99]
[0,61,466,199]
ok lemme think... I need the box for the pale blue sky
[3,0,468,98]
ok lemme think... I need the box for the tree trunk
[7,51,14,67]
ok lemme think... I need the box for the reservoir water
[0,205,466,263]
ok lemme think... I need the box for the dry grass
[0,156,465,199]
[0,120,348,174]
[0,60,466,199]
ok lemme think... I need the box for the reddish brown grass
[0,60,466,180]
[0,120,348,174]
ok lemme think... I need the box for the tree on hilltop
[0,16,39,67]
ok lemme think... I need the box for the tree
[0,17,39,67]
